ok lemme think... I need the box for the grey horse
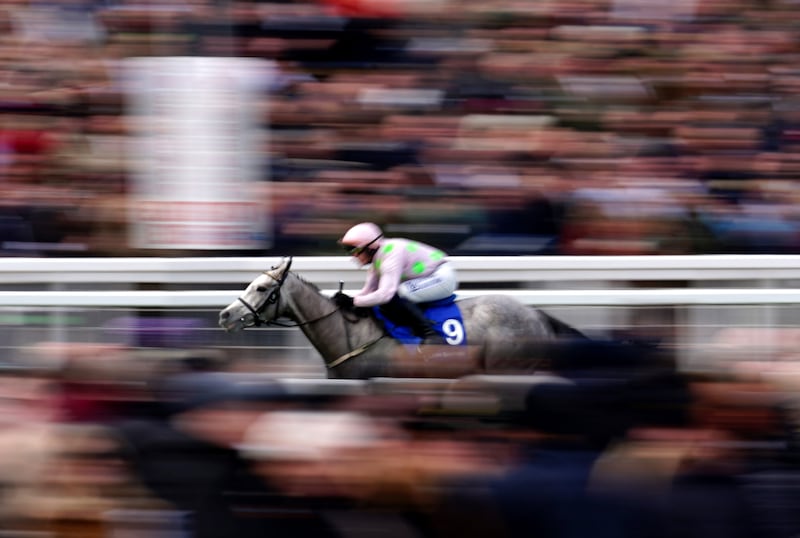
[218,258,584,379]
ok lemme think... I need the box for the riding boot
[380,296,446,345]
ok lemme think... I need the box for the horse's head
[219,257,293,332]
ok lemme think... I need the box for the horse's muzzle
[218,310,239,332]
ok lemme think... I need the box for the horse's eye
[256,286,267,292]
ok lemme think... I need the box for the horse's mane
[289,270,322,293]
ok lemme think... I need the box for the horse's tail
[541,310,590,340]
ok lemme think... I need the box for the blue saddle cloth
[372,295,467,346]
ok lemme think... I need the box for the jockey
[335,222,457,345]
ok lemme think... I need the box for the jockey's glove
[333,292,354,309]
[353,306,371,318]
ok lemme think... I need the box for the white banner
[125,57,272,250]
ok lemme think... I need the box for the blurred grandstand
[0,0,797,257]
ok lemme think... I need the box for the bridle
[235,263,288,328]
[235,269,341,328]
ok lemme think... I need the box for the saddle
[373,295,467,346]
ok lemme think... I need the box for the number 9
[442,319,465,345]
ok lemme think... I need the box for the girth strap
[327,336,384,370]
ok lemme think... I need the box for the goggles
[341,243,364,256]
[340,234,382,256]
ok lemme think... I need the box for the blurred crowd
[2,2,800,536]
[0,0,799,256]
[0,337,798,537]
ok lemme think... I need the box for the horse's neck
[282,273,355,360]
[281,273,331,324]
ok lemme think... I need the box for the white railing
[0,254,798,286]
[0,255,797,307]
[0,288,799,308]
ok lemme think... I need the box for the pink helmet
[339,222,383,251]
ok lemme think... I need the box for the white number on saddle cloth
[442,318,465,345]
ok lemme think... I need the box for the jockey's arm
[354,258,402,307]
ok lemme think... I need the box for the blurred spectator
[114,372,358,538]
[7,423,176,538]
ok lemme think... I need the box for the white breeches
[397,262,458,303]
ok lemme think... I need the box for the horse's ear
[270,257,292,276]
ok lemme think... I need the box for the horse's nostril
[220,311,229,320]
